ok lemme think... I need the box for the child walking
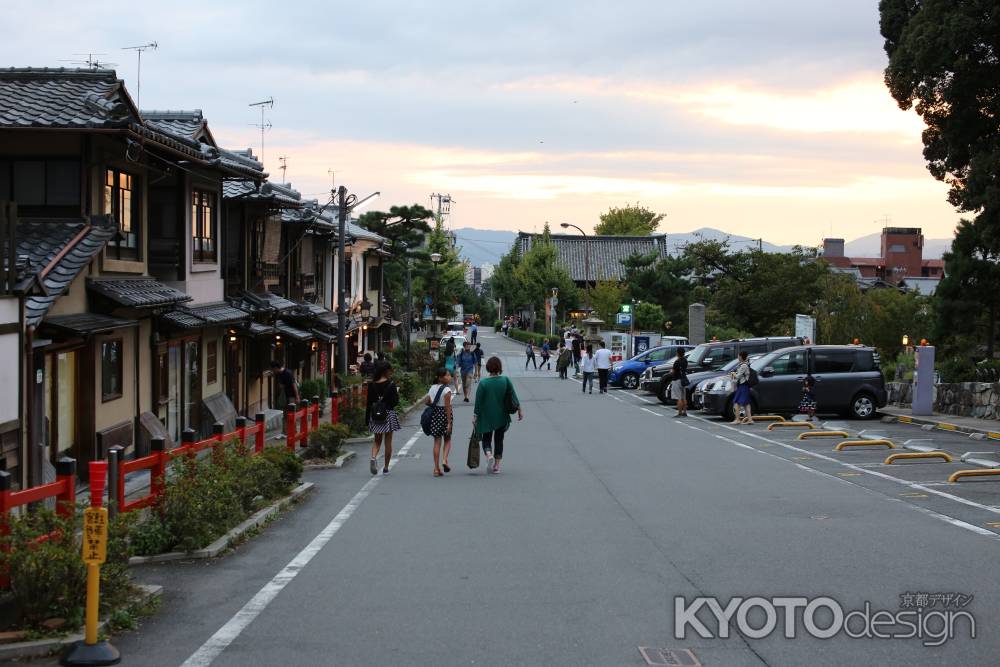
[425,368,454,477]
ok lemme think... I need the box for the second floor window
[104,168,139,260]
[191,190,216,263]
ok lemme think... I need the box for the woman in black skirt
[367,361,401,475]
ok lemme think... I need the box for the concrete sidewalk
[881,405,1000,441]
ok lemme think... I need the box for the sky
[2,0,962,245]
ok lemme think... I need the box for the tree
[880,0,1000,214]
[589,279,626,325]
[593,203,664,236]
[935,218,1000,356]
[491,243,527,316]
[634,302,666,332]
[412,217,465,320]
[514,223,579,315]
[358,205,434,319]
[622,251,695,332]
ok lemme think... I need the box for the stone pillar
[688,303,706,345]
[913,346,935,415]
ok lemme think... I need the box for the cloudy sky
[3,0,961,244]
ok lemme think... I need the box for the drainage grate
[638,647,701,667]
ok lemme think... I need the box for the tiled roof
[242,322,276,337]
[40,313,137,336]
[0,68,135,129]
[160,302,250,329]
[311,329,336,343]
[302,200,384,241]
[141,110,214,145]
[275,320,314,341]
[239,291,299,313]
[10,217,118,326]
[223,177,301,208]
[516,232,669,282]
[88,277,192,308]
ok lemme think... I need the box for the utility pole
[121,42,157,109]
[336,185,349,376]
[248,97,274,167]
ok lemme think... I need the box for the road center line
[640,408,662,417]
[180,430,422,667]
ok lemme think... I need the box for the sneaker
[464,397,470,402]
[369,458,378,475]
[492,462,500,474]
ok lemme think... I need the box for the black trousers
[525,355,537,369]
[482,428,506,459]
[598,368,609,392]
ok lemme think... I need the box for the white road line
[180,431,422,667]
[640,408,662,417]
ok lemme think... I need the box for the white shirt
[425,384,453,405]
[594,348,613,370]
[581,353,596,373]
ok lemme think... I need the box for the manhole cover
[638,647,701,666]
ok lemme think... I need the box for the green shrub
[339,402,367,436]
[300,378,328,415]
[0,508,86,626]
[493,320,503,330]
[306,423,351,459]
[396,371,424,404]
[128,513,171,557]
[258,446,304,488]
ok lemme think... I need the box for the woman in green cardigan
[473,356,524,474]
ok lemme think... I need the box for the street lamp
[336,186,380,374]
[559,222,590,309]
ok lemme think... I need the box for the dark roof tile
[516,232,669,282]
[87,277,192,308]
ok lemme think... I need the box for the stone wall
[887,381,1000,420]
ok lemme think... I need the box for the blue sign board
[616,312,632,326]
[634,336,650,356]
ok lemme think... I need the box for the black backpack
[747,367,759,387]
[371,383,393,424]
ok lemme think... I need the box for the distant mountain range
[450,226,952,266]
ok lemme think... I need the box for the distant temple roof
[515,232,669,282]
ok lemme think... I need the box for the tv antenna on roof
[248,97,274,168]
[328,169,337,190]
[278,156,288,184]
[121,41,158,109]
[60,53,117,70]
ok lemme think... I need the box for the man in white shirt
[593,341,613,394]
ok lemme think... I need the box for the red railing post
[107,446,123,518]
[254,413,266,454]
[285,403,297,452]
[150,438,166,501]
[55,457,76,519]
[0,470,10,589]
[212,421,225,462]
[311,395,320,431]
[181,429,197,464]
[235,416,248,451]
[330,390,339,425]
[299,399,310,449]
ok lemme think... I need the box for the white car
[439,334,468,352]
[446,321,466,335]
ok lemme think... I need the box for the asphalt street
[63,329,1000,667]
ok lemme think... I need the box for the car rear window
[813,349,856,373]
[854,350,877,372]
[766,338,799,352]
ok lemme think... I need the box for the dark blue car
[608,345,694,390]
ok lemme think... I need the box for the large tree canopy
[593,203,664,236]
[880,0,1000,214]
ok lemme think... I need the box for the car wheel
[851,392,877,420]
[622,372,640,390]
[725,399,737,421]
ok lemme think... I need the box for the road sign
[82,507,108,565]
[617,312,632,326]
[634,335,650,355]
[620,304,632,314]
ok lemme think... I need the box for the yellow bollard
[62,461,120,666]
[767,421,815,430]
[884,451,953,464]
[834,439,895,451]
[797,431,849,440]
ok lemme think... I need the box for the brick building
[821,227,944,285]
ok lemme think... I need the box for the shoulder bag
[420,385,447,435]
[503,377,519,414]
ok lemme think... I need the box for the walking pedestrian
[571,335,582,374]
[731,351,754,425]
[594,341,612,393]
[525,342,537,369]
[270,360,300,408]
[457,341,477,402]
[474,356,524,475]
[367,361,401,475]
[473,342,484,381]
[670,347,689,417]
[443,337,458,391]
[358,353,375,379]
[502,318,509,337]
[425,367,454,477]
[540,339,551,370]
[799,373,817,421]
[470,321,478,344]
[556,342,572,380]
[580,344,596,394]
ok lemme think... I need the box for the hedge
[507,328,560,347]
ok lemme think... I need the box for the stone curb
[0,584,162,662]
[129,482,314,565]
[343,435,374,445]
[882,412,1000,441]
[303,450,356,470]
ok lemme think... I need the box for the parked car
[446,321,466,335]
[644,337,803,404]
[687,354,765,409]
[699,345,886,420]
[609,344,694,389]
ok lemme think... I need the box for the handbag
[467,430,480,469]
[420,385,447,435]
[504,377,519,414]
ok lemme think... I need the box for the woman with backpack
[367,361,401,475]
[731,350,754,425]
[474,356,524,475]
[424,367,454,477]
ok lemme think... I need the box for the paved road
[80,330,999,666]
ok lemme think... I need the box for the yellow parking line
[837,472,862,477]
[937,423,958,431]
[900,492,929,498]
[897,415,912,423]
